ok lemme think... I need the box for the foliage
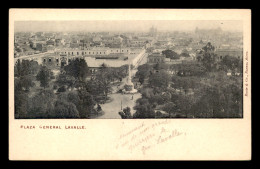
[15,59,41,77]
[174,64,206,77]
[148,71,170,89]
[146,47,154,53]
[54,100,80,118]
[64,58,89,81]
[201,52,219,72]
[15,89,29,118]
[55,73,76,89]
[220,55,242,72]
[133,98,155,118]
[202,42,215,52]
[119,107,132,119]
[77,88,96,118]
[36,66,54,89]
[27,89,56,118]
[135,64,153,84]
[162,49,180,60]
[57,86,66,92]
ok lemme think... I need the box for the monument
[122,64,138,94]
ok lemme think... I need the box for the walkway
[96,92,141,119]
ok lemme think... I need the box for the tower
[122,64,137,94]
[125,64,133,87]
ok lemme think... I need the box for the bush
[53,84,58,90]
[57,86,66,93]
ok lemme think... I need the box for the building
[215,48,243,59]
[54,47,131,57]
[46,40,55,46]
[36,43,47,52]
[55,39,62,46]
[149,26,157,37]
[147,53,166,63]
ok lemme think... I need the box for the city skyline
[14,20,243,33]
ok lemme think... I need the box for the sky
[14,20,243,33]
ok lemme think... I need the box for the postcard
[9,9,251,160]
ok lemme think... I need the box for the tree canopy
[162,49,180,60]
[64,58,89,81]
[36,66,54,89]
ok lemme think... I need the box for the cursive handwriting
[116,120,186,155]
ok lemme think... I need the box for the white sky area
[14,20,243,32]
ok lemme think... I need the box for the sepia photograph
[9,9,251,161]
[14,20,243,119]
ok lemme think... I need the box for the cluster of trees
[180,49,190,57]
[196,42,218,71]
[14,59,76,119]
[15,58,128,119]
[15,60,41,118]
[149,71,170,89]
[161,49,191,59]
[122,53,242,118]
[124,42,242,119]
[36,66,55,89]
[162,50,180,60]
[118,107,132,119]
[172,64,206,77]
[220,55,242,73]
[189,83,242,118]
[198,42,242,74]
[135,64,153,85]
[130,78,242,118]
[56,58,89,91]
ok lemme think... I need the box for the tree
[36,66,53,89]
[27,89,56,118]
[54,100,80,118]
[202,42,215,52]
[28,60,41,75]
[180,49,190,57]
[56,73,76,90]
[15,59,40,77]
[135,64,153,85]
[77,88,96,118]
[220,55,241,72]
[176,64,206,77]
[97,104,102,112]
[148,71,170,89]
[162,102,177,117]
[15,87,29,118]
[19,75,35,91]
[94,69,112,99]
[162,49,180,60]
[146,47,154,53]
[153,63,167,71]
[57,86,66,93]
[119,107,132,119]
[133,98,155,118]
[64,58,89,81]
[201,52,218,72]
[199,42,218,72]
[14,59,22,77]
[96,76,112,99]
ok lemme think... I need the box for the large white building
[54,47,131,56]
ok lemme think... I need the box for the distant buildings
[149,26,157,37]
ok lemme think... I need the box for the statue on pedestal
[122,64,137,94]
